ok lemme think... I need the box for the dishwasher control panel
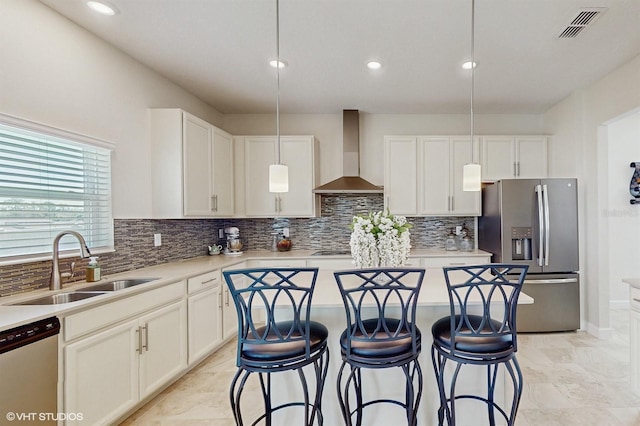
[0,316,60,354]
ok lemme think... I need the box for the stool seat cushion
[242,320,328,361]
[340,318,421,359]
[432,314,514,355]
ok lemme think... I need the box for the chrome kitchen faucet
[50,231,92,290]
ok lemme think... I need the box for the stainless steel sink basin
[82,278,158,292]
[14,291,109,305]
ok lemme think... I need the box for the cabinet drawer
[64,281,186,341]
[631,287,640,312]
[423,256,491,268]
[187,270,221,294]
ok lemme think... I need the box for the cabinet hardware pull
[513,162,517,177]
[225,289,230,306]
[274,197,278,213]
[219,291,223,309]
[633,298,640,304]
[451,196,454,211]
[202,277,217,285]
[143,323,149,352]
[211,195,216,212]
[136,327,142,354]
[516,162,520,176]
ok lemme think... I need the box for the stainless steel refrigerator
[478,178,580,332]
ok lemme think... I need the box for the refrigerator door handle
[535,184,544,266]
[523,278,578,284]
[543,184,550,266]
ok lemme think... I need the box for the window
[0,115,114,263]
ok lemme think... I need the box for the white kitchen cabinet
[384,136,480,216]
[150,108,234,218]
[64,300,187,425]
[139,302,188,397]
[242,136,319,217]
[480,136,548,181]
[221,261,248,340]
[384,136,417,215]
[187,270,223,365]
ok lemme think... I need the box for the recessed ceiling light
[269,59,288,69]
[367,61,382,70]
[462,61,477,70]
[86,1,118,16]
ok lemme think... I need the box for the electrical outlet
[283,227,290,237]
[455,226,462,236]
[218,228,224,239]
[154,233,162,247]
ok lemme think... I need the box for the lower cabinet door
[64,321,139,425]
[188,286,223,364]
[139,301,188,398]
[222,285,237,340]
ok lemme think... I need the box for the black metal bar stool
[334,268,425,426]
[431,264,528,426]
[223,267,330,426]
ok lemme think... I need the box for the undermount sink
[14,291,109,305]
[82,278,158,292]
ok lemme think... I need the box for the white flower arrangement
[349,210,412,268]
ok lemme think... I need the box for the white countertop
[0,249,498,331]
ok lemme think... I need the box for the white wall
[0,0,224,219]
[224,113,545,186]
[607,111,640,305]
[543,54,640,336]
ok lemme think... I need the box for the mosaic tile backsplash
[0,195,474,296]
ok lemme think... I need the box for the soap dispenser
[86,256,101,282]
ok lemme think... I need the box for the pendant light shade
[463,0,481,192]
[463,163,481,191]
[269,163,289,192]
[268,0,289,193]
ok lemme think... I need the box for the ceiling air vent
[557,7,607,39]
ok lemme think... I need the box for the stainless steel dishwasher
[0,317,60,425]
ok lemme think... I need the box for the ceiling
[39,0,640,115]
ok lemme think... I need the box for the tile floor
[122,309,640,425]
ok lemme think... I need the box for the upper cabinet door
[384,136,417,215]
[418,137,450,215]
[182,113,214,217]
[515,136,548,179]
[244,137,276,216]
[211,128,235,216]
[480,136,516,181]
[279,136,317,217]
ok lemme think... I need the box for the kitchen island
[0,249,531,425]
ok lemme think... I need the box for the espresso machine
[224,227,243,255]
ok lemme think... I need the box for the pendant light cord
[275,0,281,165]
[470,0,475,163]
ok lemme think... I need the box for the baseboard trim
[585,321,615,339]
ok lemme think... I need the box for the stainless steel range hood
[313,110,383,194]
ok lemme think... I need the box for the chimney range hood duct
[313,110,383,194]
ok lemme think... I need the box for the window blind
[0,121,113,262]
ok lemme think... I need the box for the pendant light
[269,0,289,193]
[463,0,481,192]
